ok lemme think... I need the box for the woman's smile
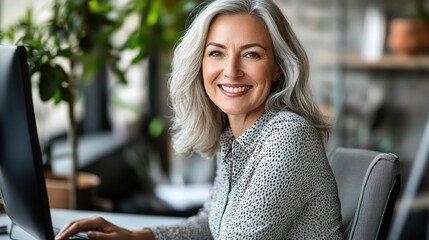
[218,84,252,96]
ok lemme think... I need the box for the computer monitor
[0,45,55,239]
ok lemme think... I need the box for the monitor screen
[0,45,55,239]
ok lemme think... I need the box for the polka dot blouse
[153,110,344,239]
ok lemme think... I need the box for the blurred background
[1,0,429,239]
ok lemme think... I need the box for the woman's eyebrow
[205,42,225,48]
[241,43,267,51]
[205,42,266,50]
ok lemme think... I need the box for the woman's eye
[245,52,261,59]
[208,50,222,57]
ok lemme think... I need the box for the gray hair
[169,0,331,159]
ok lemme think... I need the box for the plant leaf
[39,64,68,102]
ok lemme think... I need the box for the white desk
[0,209,184,239]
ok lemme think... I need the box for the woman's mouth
[219,84,252,94]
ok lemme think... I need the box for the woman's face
[202,13,280,121]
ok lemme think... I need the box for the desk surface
[0,209,184,239]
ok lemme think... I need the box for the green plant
[120,0,203,63]
[1,0,128,208]
[120,0,204,121]
[113,0,205,176]
[0,0,204,208]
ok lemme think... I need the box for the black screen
[0,45,55,239]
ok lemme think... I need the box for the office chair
[328,147,401,240]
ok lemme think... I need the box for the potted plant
[387,0,429,55]
[0,0,204,209]
[0,0,127,209]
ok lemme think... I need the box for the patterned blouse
[153,110,344,239]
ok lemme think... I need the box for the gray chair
[328,147,401,240]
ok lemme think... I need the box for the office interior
[1,0,429,239]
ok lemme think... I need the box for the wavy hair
[169,0,331,159]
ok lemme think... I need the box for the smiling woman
[55,0,344,239]
[202,14,281,137]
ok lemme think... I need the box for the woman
[56,0,344,239]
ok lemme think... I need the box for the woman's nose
[223,56,243,79]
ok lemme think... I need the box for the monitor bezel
[0,45,55,239]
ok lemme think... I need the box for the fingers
[55,216,108,240]
[86,230,120,239]
[55,216,136,240]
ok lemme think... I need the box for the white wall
[1,0,54,30]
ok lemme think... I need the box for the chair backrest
[328,147,400,240]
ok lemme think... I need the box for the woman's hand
[55,216,155,240]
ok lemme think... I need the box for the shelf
[318,53,429,71]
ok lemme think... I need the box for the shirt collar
[220,109,277,156]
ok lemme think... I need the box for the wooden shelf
[318,53,429,71]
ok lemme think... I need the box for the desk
[0,209,184,239]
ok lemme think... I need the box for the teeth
[221,85,250,93]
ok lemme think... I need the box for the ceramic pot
[388,18,429,55]
[45,171,102,210]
